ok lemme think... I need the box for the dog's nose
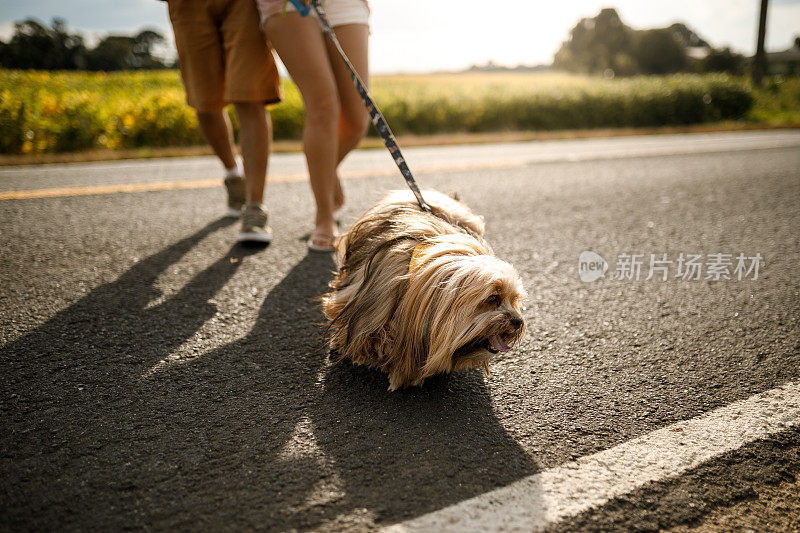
[510,316,524,330]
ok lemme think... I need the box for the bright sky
[0,0,798,74]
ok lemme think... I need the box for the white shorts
[258,0,370,28]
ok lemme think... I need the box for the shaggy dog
[321,190,526,390]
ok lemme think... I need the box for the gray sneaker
[238,204,272,243]
[224,175,246,217]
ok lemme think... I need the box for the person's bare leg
[196,109,237,170]
[265,13,339,246]
[327,24,369,162]
[325,24,370,211]
[233,102,269,205]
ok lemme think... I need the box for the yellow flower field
[0,69,768,154]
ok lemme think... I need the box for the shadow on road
[1,219,537,530]
[306,363,539,527]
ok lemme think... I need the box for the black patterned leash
[287,0,432,213]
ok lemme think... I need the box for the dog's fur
[322,190,526,390]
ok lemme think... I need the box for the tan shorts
[167,0,281,111]
[257,0,370,27]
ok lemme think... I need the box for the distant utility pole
[753,0,769,86]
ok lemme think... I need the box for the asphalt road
[1,131,799,531]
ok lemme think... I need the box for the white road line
[384,380,800,533]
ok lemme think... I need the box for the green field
[1,69,797,155]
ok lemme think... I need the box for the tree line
[3,11,749,75]
[553,8,746,76]
[0,18,172,71]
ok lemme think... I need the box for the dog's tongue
[489,335,511,352]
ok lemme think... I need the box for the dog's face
[399,236,527,385]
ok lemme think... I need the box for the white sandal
[307,232,337,253]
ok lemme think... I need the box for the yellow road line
[1,178,218,200]
[0,175,302,201]
[0,160,528,201]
